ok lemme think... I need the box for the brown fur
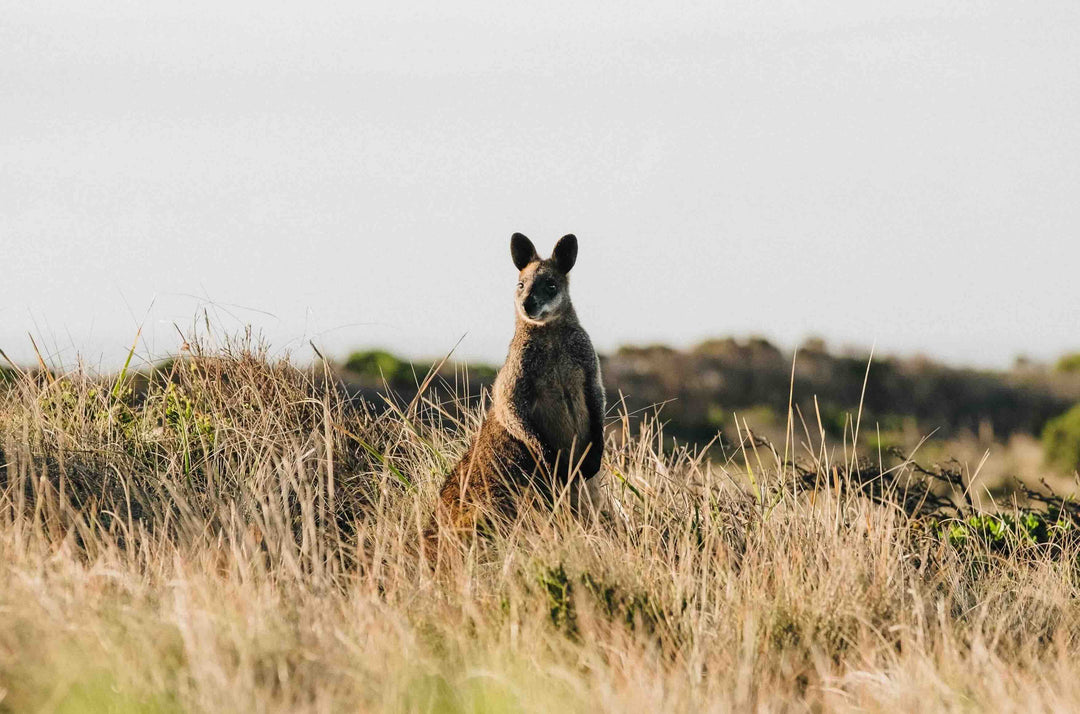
[423,234,605,561]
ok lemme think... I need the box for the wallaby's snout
[523,293,541,319]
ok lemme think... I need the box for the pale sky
[3,1,1078,371]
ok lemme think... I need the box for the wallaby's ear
[511,233,539,270]
[552,234,578,274]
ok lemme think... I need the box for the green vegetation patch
[1055,352,1080,374]
[345,349,413,381]
[1042,403,1080,472]
[926,511,1077,552]
[51,672,180,714]
[344,349,435,384]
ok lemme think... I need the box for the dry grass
[2,334,1080,713]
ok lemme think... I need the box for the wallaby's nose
[523,295,539,317]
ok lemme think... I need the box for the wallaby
[424,233,605,559]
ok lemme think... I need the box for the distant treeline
[606,338,1080,446]
[339,338,1080,449]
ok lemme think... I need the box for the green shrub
[344,349,411,382]
[1042,403,1080,472]
[940,512,1074,550]
[1055,352,1080,373]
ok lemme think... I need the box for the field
[3,335,1080,712]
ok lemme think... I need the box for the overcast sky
[3,1,1078,371]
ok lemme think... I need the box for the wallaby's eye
[546,280,557,291]
[516,281,524,290]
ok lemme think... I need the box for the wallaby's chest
[522,345,591,457]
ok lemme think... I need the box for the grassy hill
[2,334,1080,711]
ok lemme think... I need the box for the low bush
[1042,403,1080,472]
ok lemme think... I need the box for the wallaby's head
[510,233,578,325]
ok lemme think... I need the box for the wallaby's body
[426,234,605,556]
